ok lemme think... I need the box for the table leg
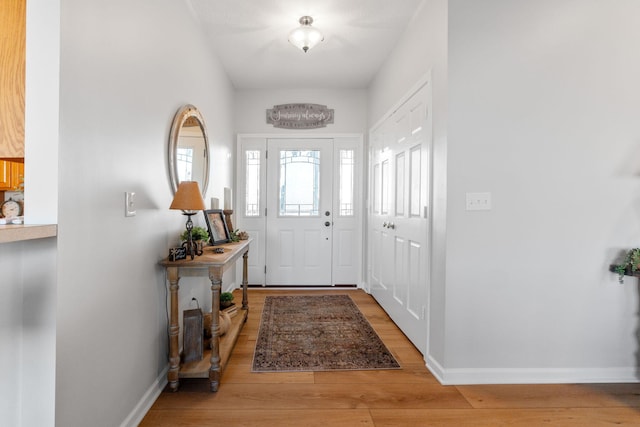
[242,250,249,311]
[208,266,222,392]
[167,267,180,392]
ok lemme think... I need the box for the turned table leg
[208,266,222,392]
[167,267,180,392]
[242,250,249,311]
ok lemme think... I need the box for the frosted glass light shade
[288,16,324,53]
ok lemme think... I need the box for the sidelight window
[339,149,355,216]
[245,150,261,216]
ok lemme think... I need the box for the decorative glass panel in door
[279,150,320,216]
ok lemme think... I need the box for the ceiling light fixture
[288,16,324,53]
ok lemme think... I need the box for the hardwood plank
[457,383,640,409]
[150,383,472,411]
[370,407,640,427]
[313,365,440,385]
[142,409,375,427]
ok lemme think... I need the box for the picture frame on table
[203,209,230,245]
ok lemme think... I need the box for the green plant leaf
[180,226,209,242]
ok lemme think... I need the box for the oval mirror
[168,104,210,196]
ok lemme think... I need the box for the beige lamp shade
[170,181,206,211]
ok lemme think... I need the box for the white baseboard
[426,355,639,384]
[120,366,168,427]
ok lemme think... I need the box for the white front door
[368,79,432,355]
[265,139,333,286]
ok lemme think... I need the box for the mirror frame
[168,104,210,196]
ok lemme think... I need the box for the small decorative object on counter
[204,209,231,245]
[229,229,249,242]
[610,248,640,284]
[1,198,22,218]
[169,247,187,261]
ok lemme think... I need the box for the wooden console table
[159,239,251,392]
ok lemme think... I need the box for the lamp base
[183,212,199,259]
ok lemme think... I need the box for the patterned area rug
[252,294,400,372]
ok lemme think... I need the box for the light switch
[466,192,491,211]
[125,192,136,217]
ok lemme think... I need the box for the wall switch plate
[466,192,491,211]
[125,192,136,217]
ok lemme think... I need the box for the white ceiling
[187,0,424,90]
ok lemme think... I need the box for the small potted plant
[229,229,249,242]
[181,226,209,244]
[220,292,234,309]
[180,226,209,256]
[612,248,640,284]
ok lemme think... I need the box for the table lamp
[170,181,206,259]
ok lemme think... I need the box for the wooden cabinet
[0,161,9,189]
[0,160,23,191]
[0,0,26,158]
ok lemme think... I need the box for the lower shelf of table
[178,308,248,378]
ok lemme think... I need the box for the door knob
[383,222,388,228]
[324,221,331,227]
[325,211,331,216]
[388,222,395,229]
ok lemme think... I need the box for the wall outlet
[466,192,491,211]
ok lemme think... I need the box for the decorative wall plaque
[267,103,334,129]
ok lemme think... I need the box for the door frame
[236,133,365,288]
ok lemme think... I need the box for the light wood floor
[141,289,640,426]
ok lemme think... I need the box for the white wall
[367,0,449,369]
[368,0,640,384]
[0,1,60,426]
[0,241,26,427]
[0,239,57,427]
[56,1,234,426]
[444,0,640,383]
[235,88,367,135]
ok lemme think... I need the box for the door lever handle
[388,222,395,229]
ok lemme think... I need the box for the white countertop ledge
[0,224,58,243]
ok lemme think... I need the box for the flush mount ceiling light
[288,16,324,53]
